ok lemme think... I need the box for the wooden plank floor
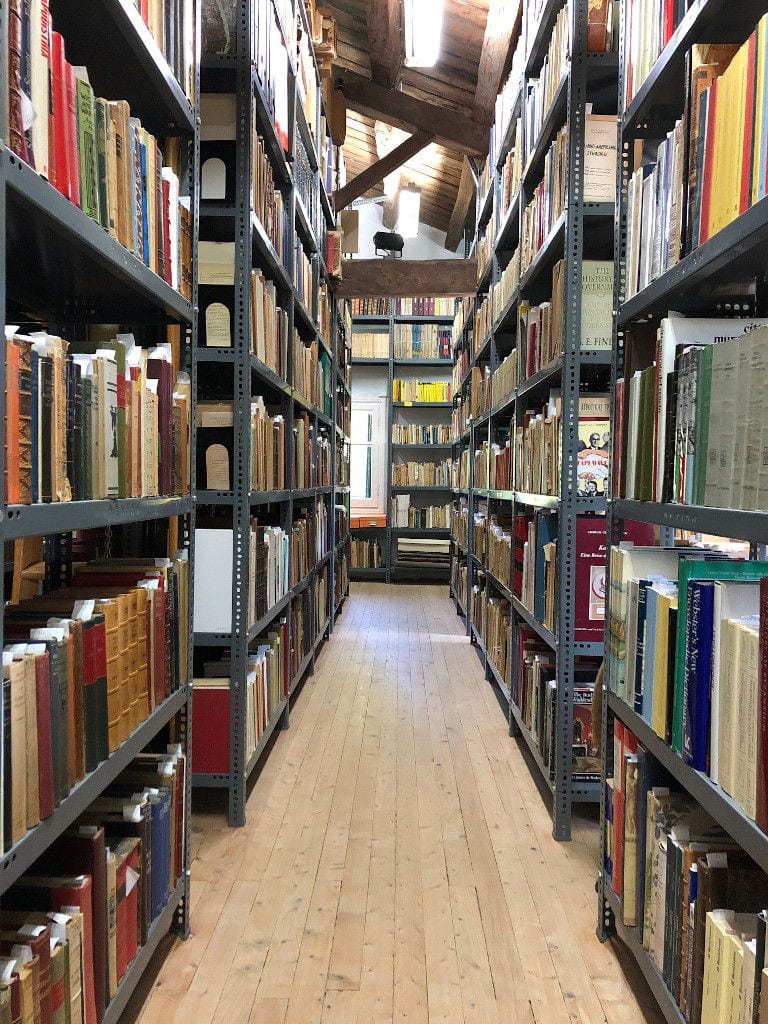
[127,583,665,1024]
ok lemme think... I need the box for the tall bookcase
[596,3,768,1022]
[0,0,199,1015]
[195,0,347,827]
[451,0,617,840]
[350,300,454,583]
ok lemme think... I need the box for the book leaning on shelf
[6,16,192,297]
[4,329,190,505]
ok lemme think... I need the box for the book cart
[195,0,347,826]
[596,2,768,1021]
[0,0,199,1015]
[452,0,617,839]
[350,300,454,583]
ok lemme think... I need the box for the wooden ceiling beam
[333,130,434,211]
[338,74,488,155]
[472,0,521,123]
[366,0,402,88]
[336,258,477,298]
[444,156,477,252]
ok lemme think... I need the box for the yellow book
[725,41,749,228]
[703,911,732,1024]
[708,59,732,240]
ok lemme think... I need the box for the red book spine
[65,62,81,207]
[191,687,229,774]
[756,577,768,832]
[740,32,758,215]
[50,32,70,200]
[35,655,55,819]
[699,80,718,245]
[162,177,172,285]
[140,0,149,26]
[663,0,674,47]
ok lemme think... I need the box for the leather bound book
[0,925,52,1024]
[0,910,81,1024]
[29,646,55,820]
[5,340,20,504]
[4,657,28,845]
[93,597,122,750]
[7,0,28,162]
[66,359,80,503]
[80,616,109,771]
[39,355,53,504]
[111,838,140,981]
[47,941,67,1024]
[0,975,19,1024]
[4,876,95,1024]
[34,829,107,1024]
[18,653,40,831]
[16,340,33,505]
[82,806,151,948]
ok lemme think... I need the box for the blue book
[633,579,655,716]
[128,125,140,260]
[146,788,171,919]
[641,587,659,727]
[681,579,715,771]
[139,141,150,268]
[534,512,557,623]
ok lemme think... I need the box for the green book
[693,345,713,506]
[104,340,127,497]
[94,97,110,230]
[672,559,768,752]
[74,68,100,222]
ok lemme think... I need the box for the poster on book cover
[576,406,610,496]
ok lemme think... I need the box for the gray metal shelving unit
[195,0,346,826]
[451,0,615,840]
[350,301,454,583]
[0,0,200,999]
[595,2,768,1018]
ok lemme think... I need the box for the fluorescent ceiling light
[404,0,444,68]
[398,183,421,237]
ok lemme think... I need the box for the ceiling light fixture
[398,182,421,238]
[403,0,445,69]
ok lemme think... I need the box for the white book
[710,583,760,787]
[656,316,768,503]
[583,114,617,203]
[624,370,643,499]
[193,529,233,633]
[733,619,761,820]
[29,0,49,180]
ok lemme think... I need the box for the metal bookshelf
[0,0,200,1002]
[195,0,346,826]
[595,4,768,1020]
[451,0,616,840]
[350,301,455,583]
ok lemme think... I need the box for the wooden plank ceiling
[324,0,514,237]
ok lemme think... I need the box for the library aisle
[127,585,662,1024]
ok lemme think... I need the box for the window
[351,400,386,511]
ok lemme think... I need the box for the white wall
[349,202,463,260]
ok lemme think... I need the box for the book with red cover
[574,518,655,642]
[111,838,141,980]
[3,875,95,1024]
[5,340,21,504]
[0,923,52,1024]
[34,828,107,1024]
[191,684,229,774]
[81,616,109,771]
[50,34,72,202]
[610,720,639,898]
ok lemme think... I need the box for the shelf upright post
[386,300,394,581]
[551,0,589,842]
[173,0,201,939]
[228,0,256,829]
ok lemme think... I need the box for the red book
[33,650,55,820]
[35,828,107,1024]
[161,177,173,285]
[5,340,20,504]
[191,685,229,774]
[3,875,95,1024]
[740,32,757,215]
[50,32,71,199]
[140,0,149,25]
[756,577,768,832]
[65,62,81,208]
[663,0,674,47]
[113,838,141,980]
[81,616,109,771]
[698,79,718,245]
